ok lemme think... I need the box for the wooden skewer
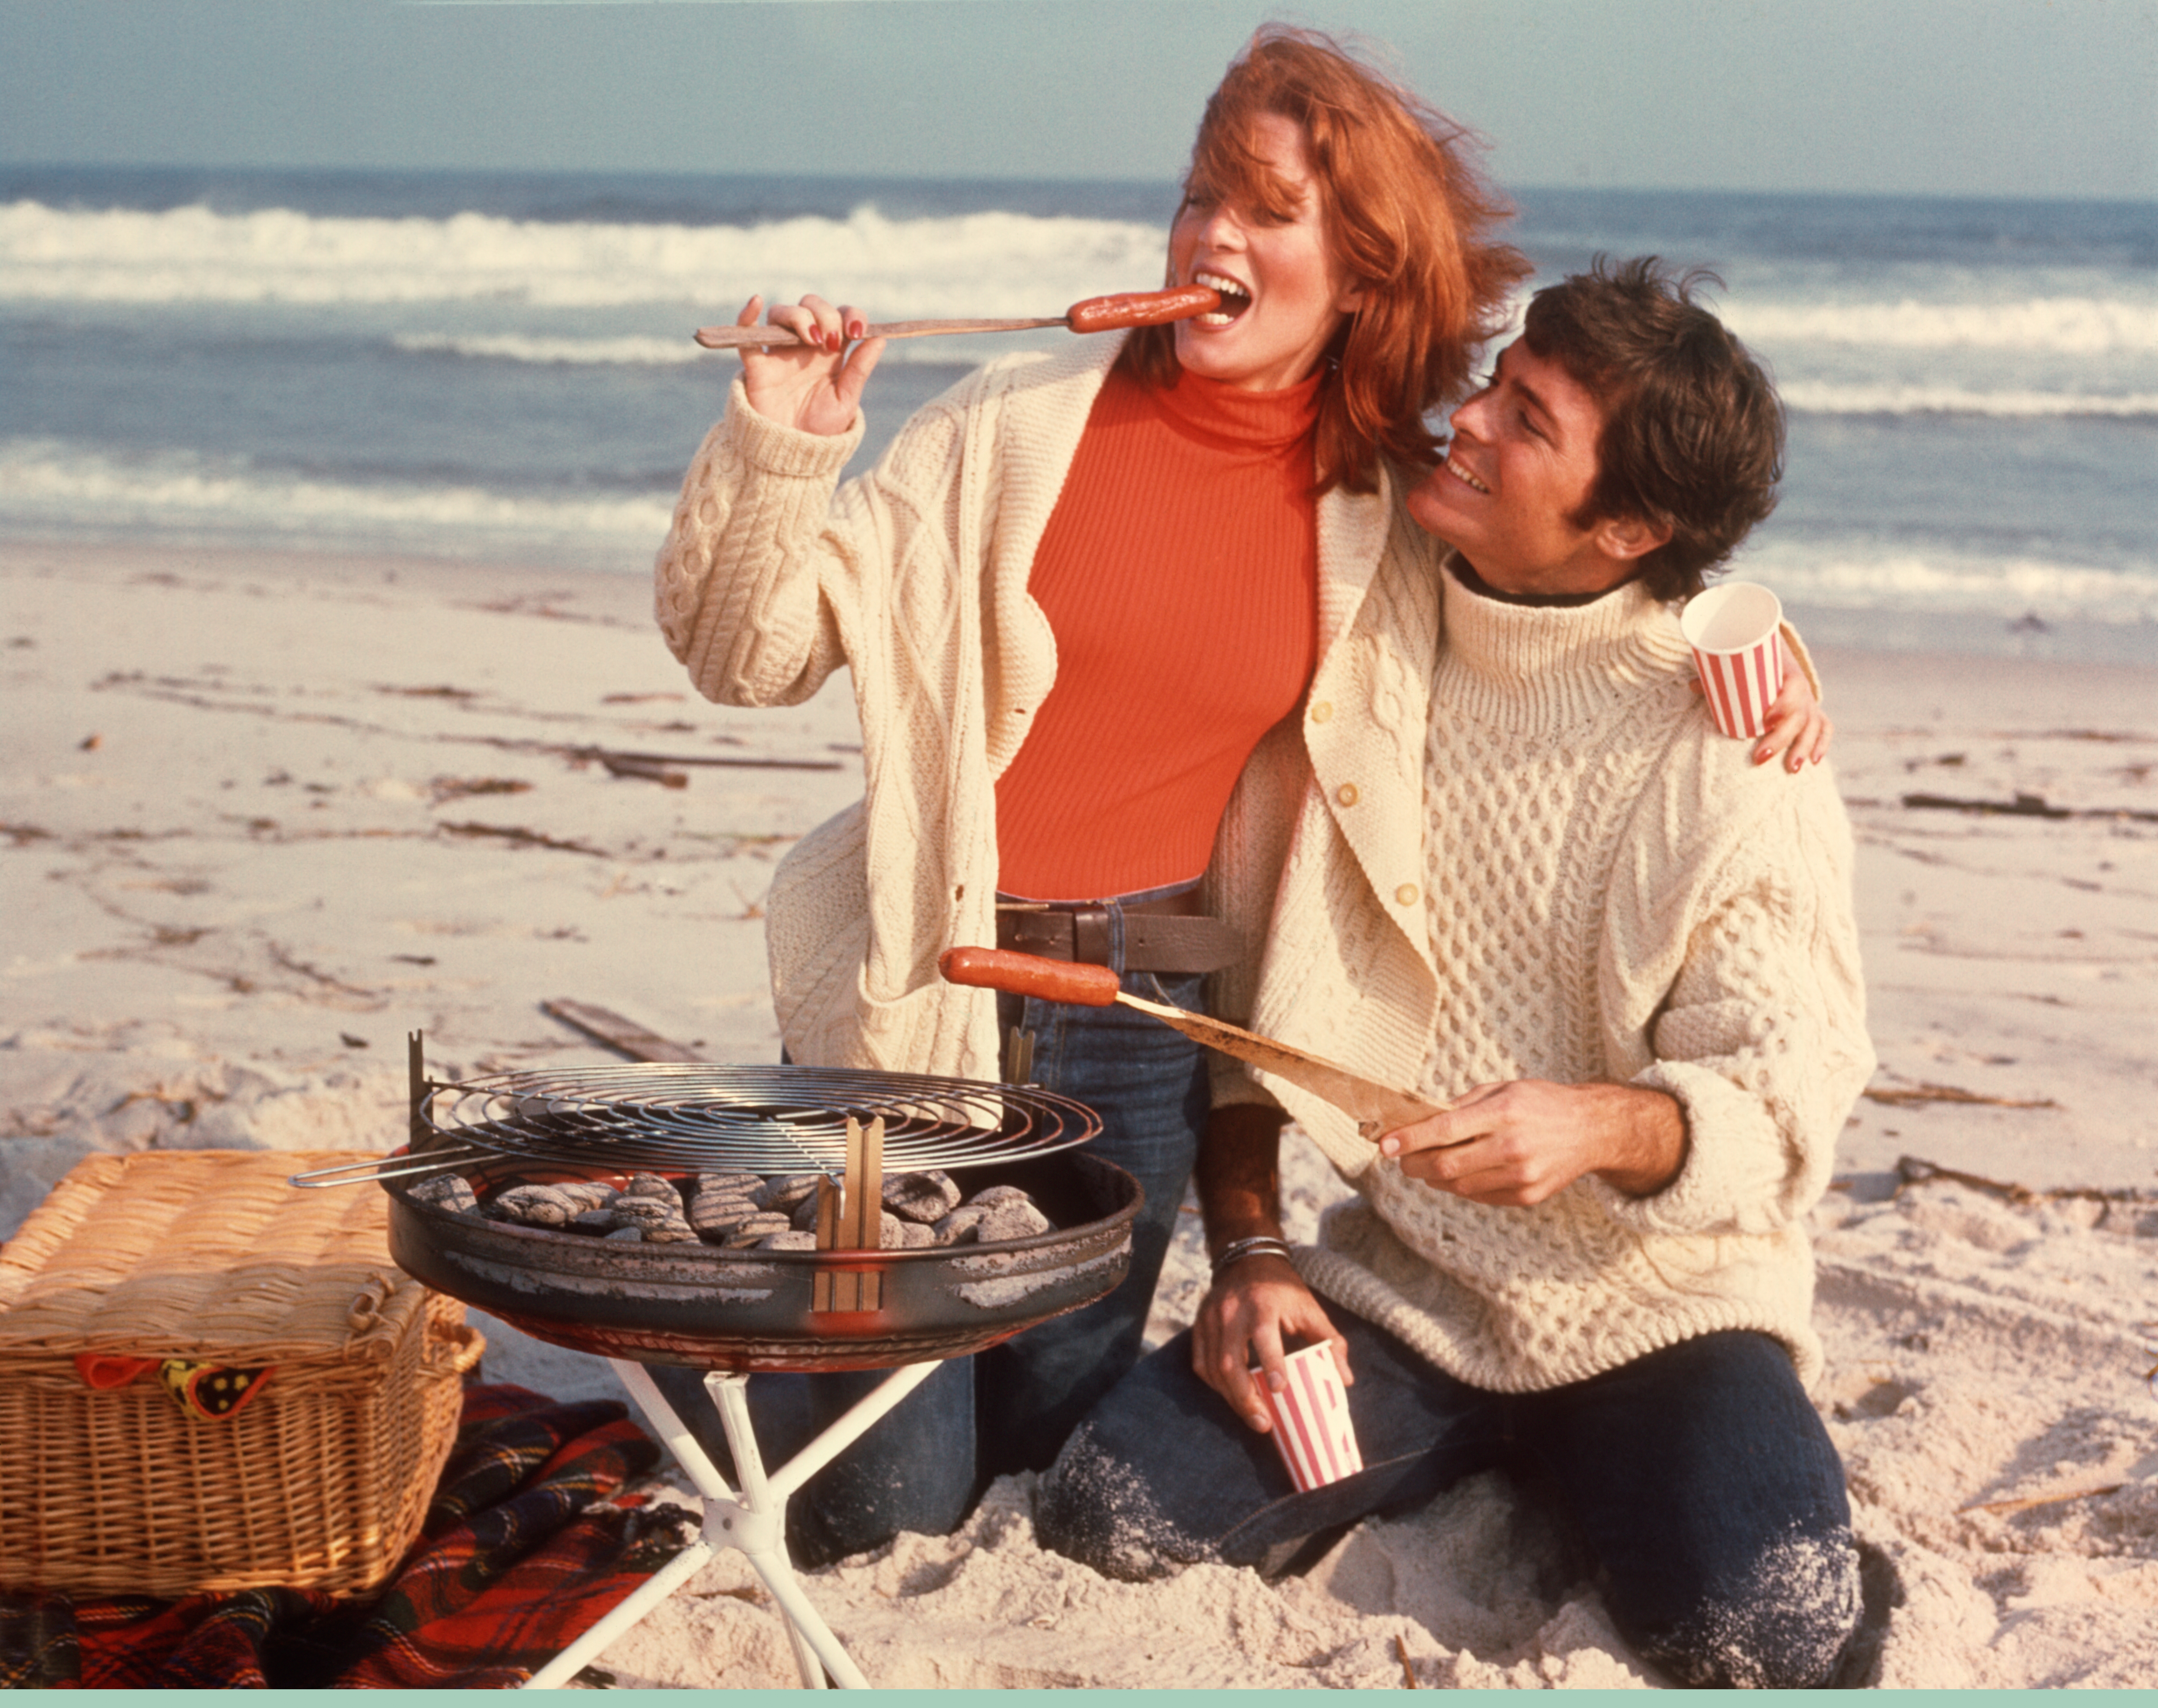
[696,316,1063,349]
[814,1115,885,1313]
[811,1174,841,1313]
[694,286,1221,351]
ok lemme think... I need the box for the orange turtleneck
[994,360,1321,901]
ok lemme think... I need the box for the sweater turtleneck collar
[1153,363,1323,450]
[1436,550,1694,733]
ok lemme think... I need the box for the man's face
[1406,339,1645,598]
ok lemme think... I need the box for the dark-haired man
[1038,260,1872,1689]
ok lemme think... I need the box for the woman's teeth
[1193,271,1252,323]
[1446,456,1490,494]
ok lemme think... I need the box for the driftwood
[1395,1634,1419,1688]
[1891,1154,2155,1207]
[1864,1082,2059,1110]
[440,822,607,856]
[577,745,843,774]
[596,752,688,788]
[542,998,704,1063]
[1903,790,2158,824]
[1960,1482,2125,1516]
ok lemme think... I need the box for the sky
[1,0,2153,200]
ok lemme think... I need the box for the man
[1036,258,1873,1690]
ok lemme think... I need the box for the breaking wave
[0,198,1168,314]
[1779,381,2158,418]
[1745,535,2158,624]
[1727,295,2158,356]
[0,438,673,559]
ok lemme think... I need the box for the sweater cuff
[1587,1059,1784,1237]
[725,376,866,480]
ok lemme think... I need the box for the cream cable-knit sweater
[1230,559,1872,1391]
[652,334,1416,1078]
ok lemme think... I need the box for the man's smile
[1441,453,1489,494]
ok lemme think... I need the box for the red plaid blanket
[0,1384,699,1688]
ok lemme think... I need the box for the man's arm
[1188,1103,1352,1433]
[1390,785,1870,1233]
[1377,1079,1688,1206]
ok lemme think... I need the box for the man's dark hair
[1521,256,1784,602]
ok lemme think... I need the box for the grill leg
[522,1535,716,1689]
[529,1359,939,1689]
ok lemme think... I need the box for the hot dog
[1063,285,1221,334]
[937,947,1120,1006]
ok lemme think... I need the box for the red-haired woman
[650,28,1816,1565]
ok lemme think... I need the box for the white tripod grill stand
[523,1357,941,1690]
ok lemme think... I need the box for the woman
[649,28,1819,1564]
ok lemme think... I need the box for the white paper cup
[1258,1341,1363,1493]
[1681,581,1786,740]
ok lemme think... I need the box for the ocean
[4,165,2154,664]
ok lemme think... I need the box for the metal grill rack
[293,1056,1102,1189]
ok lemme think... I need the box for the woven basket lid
[0,1151,419,1365]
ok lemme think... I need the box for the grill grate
[293,1059,1100,1187]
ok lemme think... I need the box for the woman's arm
[652,295,952,710]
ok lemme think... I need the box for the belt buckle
[1070,905,1111,966]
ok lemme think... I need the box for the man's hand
[1190,1255,1351,1433]
[1377,1079,1686,1204]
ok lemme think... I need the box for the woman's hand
[1190,1253,1350,1433]
[734,292,885,437]
[1752,635,1831,771]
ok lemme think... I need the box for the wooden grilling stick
[938,947,1445,1142]
[812,1113,885,1313]
[696,285,1220,350]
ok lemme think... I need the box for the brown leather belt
[995,890,1243,975]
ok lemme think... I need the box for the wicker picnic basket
[0,1149,482,1599]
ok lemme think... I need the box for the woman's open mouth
[1191,271,1253,324]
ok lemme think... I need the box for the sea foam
[1727,295,2158,356]
[1778,381,2158,418]
[0,198,1169,313]
[0,438,673,556]
[1745,535,2158,624]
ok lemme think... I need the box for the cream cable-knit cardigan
[652,334,1418,1080]
[1223,558,1872,1390]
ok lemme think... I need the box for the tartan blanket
[0,1384,700,1689]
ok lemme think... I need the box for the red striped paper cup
[1259,1341,1363,1493]
[1681,581,1786,740]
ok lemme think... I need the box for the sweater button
[1309,700,1333,724]
[1336,783,1359,807]
[1396,883,1419,907]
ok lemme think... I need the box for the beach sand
[5,539,2154,1688]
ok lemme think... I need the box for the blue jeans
[1036,1318,1861,1690]
[648,943,1209,1567]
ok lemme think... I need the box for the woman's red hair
[1124,27,1528,495]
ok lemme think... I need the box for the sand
[5,538,2155,1688]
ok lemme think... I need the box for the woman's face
[1169,112,1365,393]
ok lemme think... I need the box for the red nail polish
[848,318,865,339]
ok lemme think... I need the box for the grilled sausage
[937,946,1120,1006]
[1063,285,1220,334]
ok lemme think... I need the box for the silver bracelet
[1211,1234,1295,1279]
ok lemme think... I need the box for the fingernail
[1266,1369,1286,1392]
[848,318,865,339]
[1379,1136,1400,1156]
